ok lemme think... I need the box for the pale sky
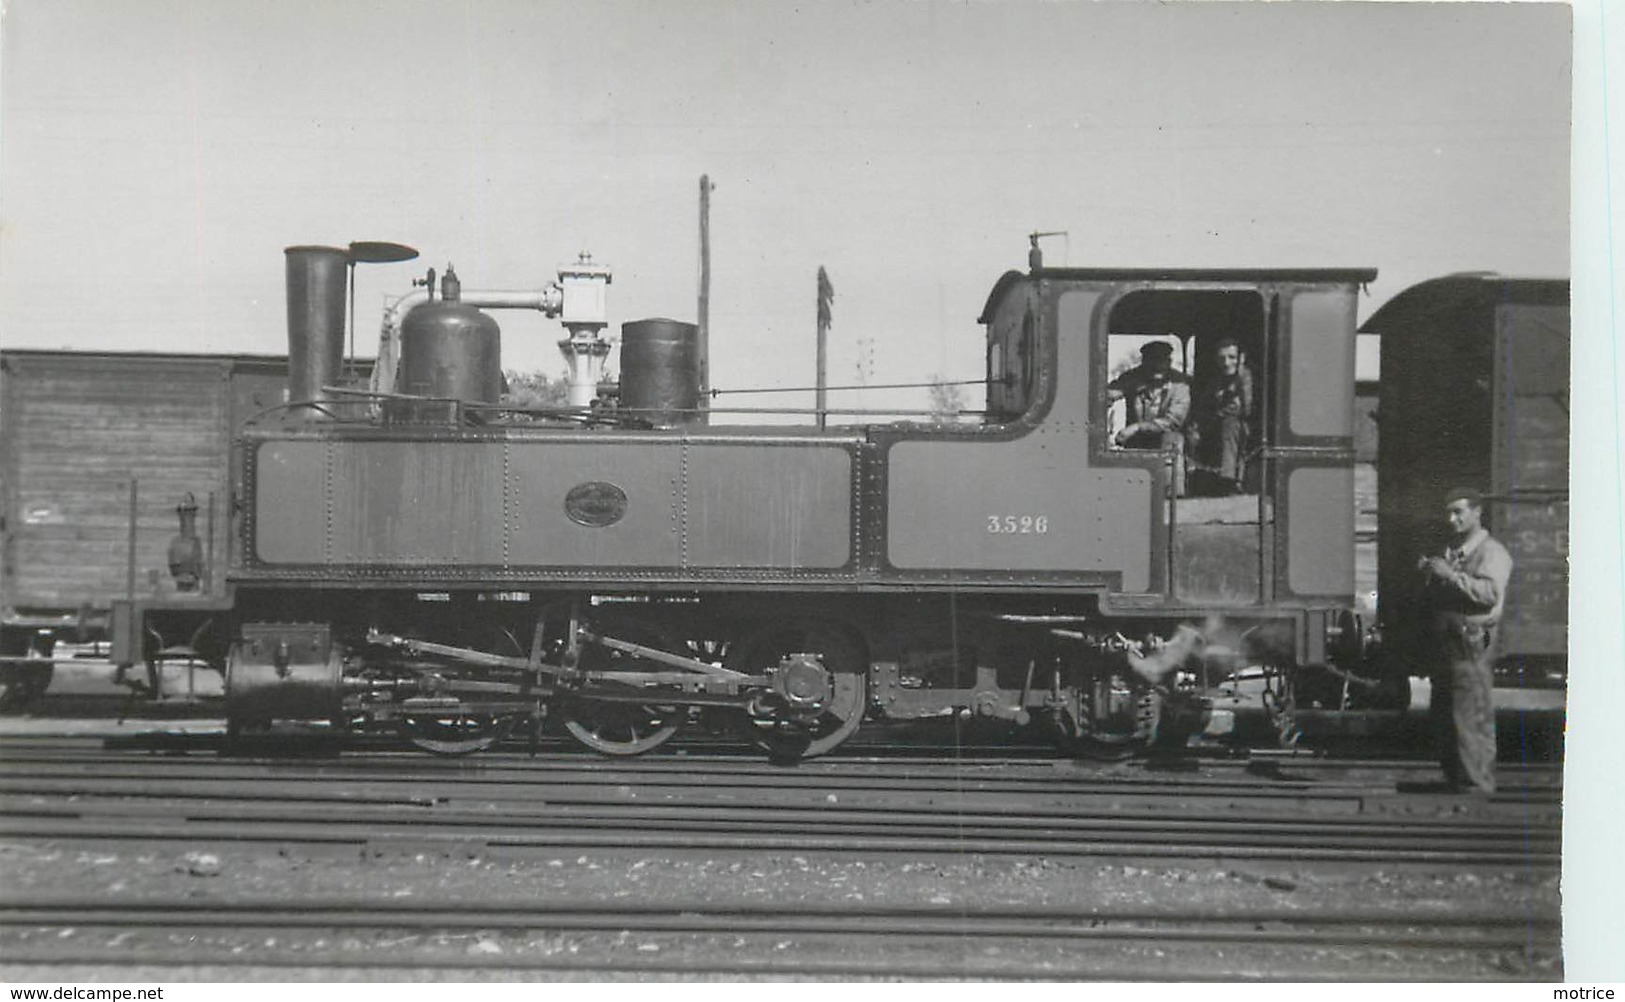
[5,0,1622,979]
[0,0,1571,411]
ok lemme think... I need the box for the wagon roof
[1,348,307,365]
[1359,273,1569,335]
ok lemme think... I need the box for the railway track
[0,733,1563,979]
[0,739,1562,866]
[0,897,1561,979]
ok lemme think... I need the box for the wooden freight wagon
[0,351,303,701]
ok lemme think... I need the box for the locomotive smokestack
[284,245,349,419]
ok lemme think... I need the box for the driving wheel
[400,711,517,756]
[560,617,685,756]
[726,619,868,760]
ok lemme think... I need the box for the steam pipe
[370,285,564,394]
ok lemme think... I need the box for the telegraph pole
[697,175,713,412]
[816,266,833,431]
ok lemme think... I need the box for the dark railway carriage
[206,251,1379,757]
[1361,275,1569,685]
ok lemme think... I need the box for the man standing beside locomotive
[1418,487,1514,794]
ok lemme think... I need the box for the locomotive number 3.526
[987,514,1049,534]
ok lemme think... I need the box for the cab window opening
[1103,290,1267,499]
[985,307,1038,423]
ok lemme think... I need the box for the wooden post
[697,175,713,414]
[126,480,138,607]
[346,259,357,381]
[204,490,217,595]
[816,266,833,431]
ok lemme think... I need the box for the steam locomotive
[0,243,1568,759]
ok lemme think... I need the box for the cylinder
[399,301,503,408]
[225,625,342,726]
[284,246,349,419]
[620,318,704,427]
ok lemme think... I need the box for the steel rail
[0,762,1450,794]
[0,774,1561,833]
[0,732,1568,775]
[0,905,1561,982]
[0,772,1564,818]
[0,817,1559,866]
[0,760,1562,818]
[0,903,1558,951]
[0,782,1559,842]
[0,772,1562,814]
[0,807,1558,860]
[0,730,1568,765]
[0,752,1566,797]
[0,948,1556,982]
[0,894,1560,927]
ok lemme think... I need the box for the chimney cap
[349,241,419,264]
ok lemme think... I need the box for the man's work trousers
[1430,630,1498,793]
[1193,414,1248,487]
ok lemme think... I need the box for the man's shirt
[1429,529,1515,628]
[1109,368,1190,432]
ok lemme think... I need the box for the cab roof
[979,267,1379,323]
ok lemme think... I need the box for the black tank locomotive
[15,245,1564,760]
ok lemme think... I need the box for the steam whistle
[1027,230,1068,271]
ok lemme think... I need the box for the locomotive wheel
[1,630,54,713]
[400,712,518,756]
[560,618,684,756]
[1047,707,1144,760]
[725,619,868,760]
[0,665,51,713]
[396,625,533,755]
